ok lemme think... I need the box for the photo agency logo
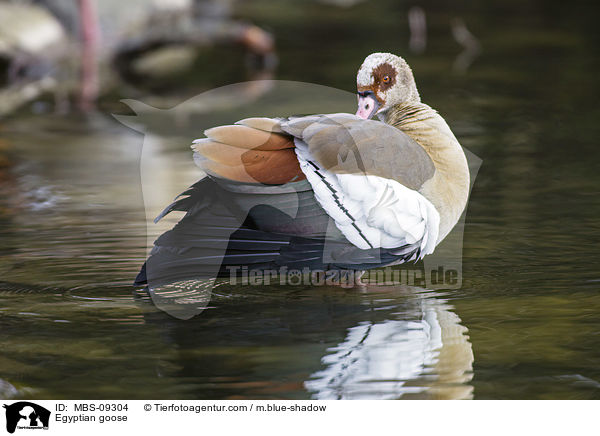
[116,80,481,319]
[3,402,50,434]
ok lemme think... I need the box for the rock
[0,3,66,58]
[0,378,18,399]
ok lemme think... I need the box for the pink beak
[356,93,380,119]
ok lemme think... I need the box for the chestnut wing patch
[192,119,306,185]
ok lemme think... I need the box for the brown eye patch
[373,62,396,91]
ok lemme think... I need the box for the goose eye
[382,75,390,84]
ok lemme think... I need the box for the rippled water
[1,0,599,399]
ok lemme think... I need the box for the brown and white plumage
[135,52,470,286]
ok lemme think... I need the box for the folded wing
[280,114,440,255]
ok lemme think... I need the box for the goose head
[356,52,421,120]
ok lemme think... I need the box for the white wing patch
[295,140,439,257]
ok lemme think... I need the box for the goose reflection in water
[138,281,473,400]
[305,286,474,400]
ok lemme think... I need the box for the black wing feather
[135,177,419,287]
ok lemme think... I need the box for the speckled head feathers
[356,53,421,112]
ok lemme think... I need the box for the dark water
[1,0,599,399]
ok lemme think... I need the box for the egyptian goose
[135,52,469,287]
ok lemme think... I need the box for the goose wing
[280,114,440,255]
[192,114,440,255]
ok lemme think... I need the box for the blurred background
[0,0,599,400]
